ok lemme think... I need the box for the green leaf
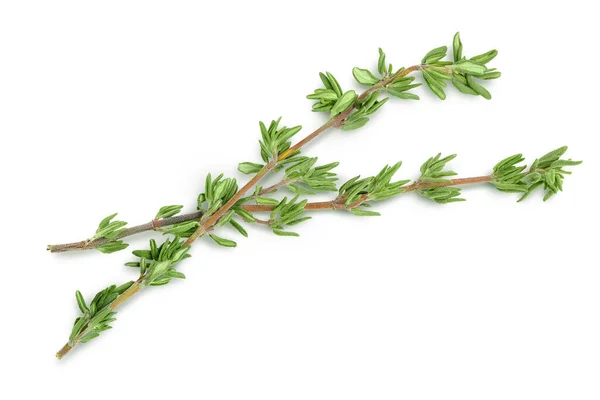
[423,70,446,100]
[233,207,256,223]
[326,72,342,97]
[209,234,237,247]
[255,196,280,206]
[550,160,582,168]
[341,117,369,131]
[350,208,381,217]
[229,220,248,237]
[422,46,447,64]
[388,91,419,100]
[98,213,118,230]
[479,71,502,80]
[75,290,89,314]
[132,249,152,259]
[238,162,264,175]
[97,241,129,254]
[163,221,198,235]
[470,50,498,65]
[452,77,478,95]
[377,48,386,76]
[352,67,379,85]
[139,258,148,275]
[452,60,487,76]
[155,205,183,220]
[466,75,491,99]
[149,277,171,286]
[80,332,100,343]
[330,90,357,117]
[166,270,186,279]
[453,32,462,62]
[272,229,299,237]
[319,72,332,90]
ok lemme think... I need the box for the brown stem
[48,175,493,253]
[56,343,72,359]
[48,211,204,253]
[257,178,297,196]
[48,180,297,253]
[402,175,492,192]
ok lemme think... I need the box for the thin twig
[48,175,492,252]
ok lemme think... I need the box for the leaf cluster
[341,90,389,131]
[493,147,582,201]
[338,161,410,216]
[352,48,404,84]
[307,72,358,118]
[238,118,303,171]
[448,32,500,99]
[280,156,339,194]
[416,154,464,203]
[418,33,500,100]
[69,281,134,346]
[268,196,311,236]
[90,213,129,254]
[126,237,191,286]
[353,48,421,101]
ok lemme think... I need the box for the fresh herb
[50,33,580,359]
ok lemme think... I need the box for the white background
[1,1,598,399]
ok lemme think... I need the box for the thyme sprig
[50,33,581,359]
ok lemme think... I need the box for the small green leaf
[377,48,386,76]
[452,60,487,76]
[330,90,357,117]
[75,290,89,314]
[272,229,299,237]
[550,159,582,168]
[326,72,342,97]
[466,75,491,99]
[352,67,379,85]
[166,270,186,279]
[80,332,100,343]
[238,162,264,175]
[209,234,237,247]
[132,249,152,259]
[319,72,332,90]
[422,46,447,64]
[233,207,256,223]
[155,205,183,220]
[98,213,118,230]
[388,91,419,100]
[470,50,498,65]
[163,221,198,235]
[452,32,462,62]
[255,197,280,206]
[149,277,171,286]
[350,208,381,217]
[423,70,446,100]
[341,117,369,131]
[97,241,129,254]
[229,220,248,237]
[452,77,478,95]
[479,71,502,80]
